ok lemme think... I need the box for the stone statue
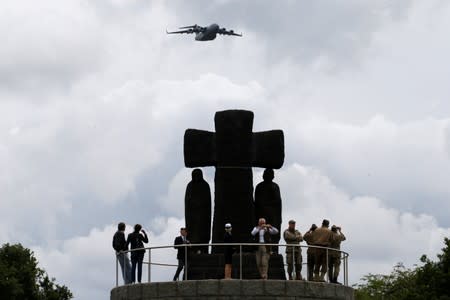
[255,168,282,253]
[185,168,211,254]
[184,110,284,251]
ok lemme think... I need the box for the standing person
[251,218,279,279]
[126,224,148,283]
[223,223,234,279]
[173,227,190,281]
[283,220,303,280]
[328,225,346,284]
[112,222,132,284]
[311,219,335,282]
[303,223,318,281]
[254,169,282,253]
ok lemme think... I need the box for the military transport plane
[166,23,242,41]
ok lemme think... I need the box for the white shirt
[251,226,279,243]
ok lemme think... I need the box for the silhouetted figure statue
[185,168,211,254]
[184,110,284,251]
[255,168,282,253]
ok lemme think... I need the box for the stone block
[178,280,197,296]
[286,281,304,296]
[127,284,142,300]
[142,283,157,298]
[242,280,264,295]
[321,284,336,298]
[303,281,324,298]
[265,280,286,296]
[158,281,178,297]
[116,286,127,300]
[198,279,220,295]
[219,280,241,296]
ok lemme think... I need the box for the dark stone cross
[184,109,284,250]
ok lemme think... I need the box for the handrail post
[184,244,188,280]
[326,248,329,283]
[148,248,151,283]
[345,254,349,286]
[239,244,242,280]
[115,254,118,287]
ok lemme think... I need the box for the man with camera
[328,225,346,284]
[251,218,279,279]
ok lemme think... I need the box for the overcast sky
[1,1,450,299]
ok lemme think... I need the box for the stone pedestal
[111,280,355,300]
[186,253,286,280]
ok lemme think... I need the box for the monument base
[111,280,354,300]
[186,252,286,280]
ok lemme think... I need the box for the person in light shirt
[251,218,279,279]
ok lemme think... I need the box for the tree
[355,237,450,300]
[0,243,73,300]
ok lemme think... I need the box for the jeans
[117,252,132,284]
[131,252,145,283]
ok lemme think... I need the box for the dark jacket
[112,231,127,252]
[174,236,189,260]
[127,231,148,257]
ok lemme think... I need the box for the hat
[331,225,337,229]
[288,220,296,224]
[225,223,232,228]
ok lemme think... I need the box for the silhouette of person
[255,168,282,253]
[126,224,148,283]
[185,168,211,254]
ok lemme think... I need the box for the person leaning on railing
[112,222,132,284]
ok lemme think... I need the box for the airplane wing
[166,25,206,35]
[218,28,242,37]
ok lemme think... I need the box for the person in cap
[173,227,190,281]
[303,223,318,281]
[283,220,303,280]
[223,223,234,279]
[311,219,335,282]
[126,224,148,283]
[328,225,346,284]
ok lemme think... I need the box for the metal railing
[115,243,349,287]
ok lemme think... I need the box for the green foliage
[0,243,73,300]
[355,237,450,300]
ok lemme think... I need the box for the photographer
[251,218,279,279]
[328,225,346,284]
[126,224,148,283]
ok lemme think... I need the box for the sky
[1,0,450,299]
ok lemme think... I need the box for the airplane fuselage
[195,23,220,41]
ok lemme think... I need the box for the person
[185,168,211,254]
[328,225,346,284]
[254,169,282,253]
[251,218,279,279]
[126,224,148,283]
[223,223,234,279]
[311,219,335,282]
[173,227,190,281]
[303,223,318,281]
[112,222,132,284]
[283,220,303,280]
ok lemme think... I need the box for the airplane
[166,23,242,41]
